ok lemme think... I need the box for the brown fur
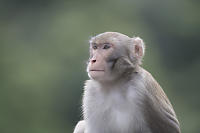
[73,32,181,133]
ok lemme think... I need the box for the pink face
[87,42,114,81]
[87,32,145,82]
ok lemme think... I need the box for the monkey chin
[88,71,106,81]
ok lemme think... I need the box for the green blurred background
[1,0,200,133]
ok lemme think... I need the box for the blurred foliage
[0,0,200,133]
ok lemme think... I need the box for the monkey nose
[91,59,96,63]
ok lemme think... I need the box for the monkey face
[87,32,145,82]
[87,42,115,81]
[87,32,130,82]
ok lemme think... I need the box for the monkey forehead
[90,32,131,45]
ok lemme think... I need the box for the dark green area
[1,0,200,132]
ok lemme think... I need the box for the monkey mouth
[90,70,105,72]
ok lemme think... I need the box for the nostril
[91,59,96,63]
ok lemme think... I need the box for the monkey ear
[132,37,145,64]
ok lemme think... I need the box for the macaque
[73,32,181,133]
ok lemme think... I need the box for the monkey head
[87,32,145,82]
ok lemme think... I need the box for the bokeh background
[1,0,200,133]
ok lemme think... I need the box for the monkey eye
[103,43,111,49]
[92,45,98,50]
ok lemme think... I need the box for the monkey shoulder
[73,120,85,133]
[137,68,169,101]
[137,68,181,133]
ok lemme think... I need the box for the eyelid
[105,43,113,46]
[104,43,111,45]
[103,43,112,49]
